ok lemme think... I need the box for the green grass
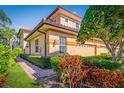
[5,63,43,88]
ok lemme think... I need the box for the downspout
[29,41,31,54]
[44,33,46,56]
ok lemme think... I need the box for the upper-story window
[65,18,68,23]
[76,23,80,29]
[35,39,39,52]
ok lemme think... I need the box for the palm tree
[4,26,16,50]
[0,9,17,50]
[0,9,12,25]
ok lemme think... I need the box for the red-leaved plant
[60,55,124,88]
[60,55,83,87]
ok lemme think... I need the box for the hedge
[20,54,51,69]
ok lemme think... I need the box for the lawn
[5,63,42,88]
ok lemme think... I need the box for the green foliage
[51,56,62,77]
[78,5,124,61]
[41,56,51,68]
[0,9,12,25]
[20,54,29,59]
[99,53,112,60]
[20,54,51,69]
[121,58,124,63]
[0,44,15,77]
[82,56,122,72]
[11,48,22,59]
[93,59,122,71]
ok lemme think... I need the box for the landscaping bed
[50,55,124,88]
[20,54,51,69]
[20,53,124,88]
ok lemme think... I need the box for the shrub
[11,48,22,59]
[84,67,124,88]
[99,53,112,60]
[120,58,124,65]
[93,59,122,71]
[41,56,51,68]
[51,56,62,77]
[82,56,122,72]
[0,44,15,78]
[20,54,29,60]
[20,54,51,69]
[60,55,83,88]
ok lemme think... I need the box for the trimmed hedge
[20,54,51,69]
[82,56,122,72]
[50,56,62,77]
[20,54,123,73]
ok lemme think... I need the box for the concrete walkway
[16,57,65,88]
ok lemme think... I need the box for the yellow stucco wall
[19,31,30,54]
[47,30,108,56]
[29,33,45,56]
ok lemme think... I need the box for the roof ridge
[47,6,82,19]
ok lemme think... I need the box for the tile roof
[25,6,81,40]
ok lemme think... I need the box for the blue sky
[0,5,89,32]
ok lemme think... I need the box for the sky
[0,5,89,32]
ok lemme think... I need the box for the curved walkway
[16,57,65,88]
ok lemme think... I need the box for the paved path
[16,57,65,88]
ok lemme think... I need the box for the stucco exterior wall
[29,34,45,56]
[60,16,79,29]
[47,30,108,56]
[19,31,30,54]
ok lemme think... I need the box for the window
[76,23,80,29]
[35,39,39,52]
[26,42,29,48]
[65,18,68,23]
[60,36,67,53]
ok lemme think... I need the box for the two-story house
[18,6,108,56]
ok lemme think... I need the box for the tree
[0,9,17,50]
[3,26,16,50]
[0,9,12,25]
[78,6,124,61]
[0,9,12,42]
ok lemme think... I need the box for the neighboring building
[17,28,32,54]
[18,6,108,56]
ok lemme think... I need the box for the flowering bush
[60,55,83,87]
